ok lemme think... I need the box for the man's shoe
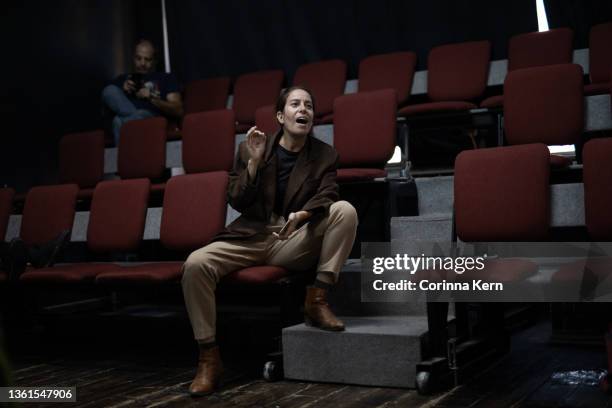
[304,286,345,331]
[189,345,222,397]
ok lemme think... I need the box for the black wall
[545,0,612,48]
[166,0,538,84]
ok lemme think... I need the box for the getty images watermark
[360,242,612,302]
[371,253,501,292]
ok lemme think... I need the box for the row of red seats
[10,59,609,214]
[179,23,611,139]
[58,89,398,203]
[455,137,612,282]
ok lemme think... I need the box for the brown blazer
[213,131,339,241]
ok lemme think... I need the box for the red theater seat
[222,265,287,285]
[233,70,284,133]
[358,51,417,106]
[21,179,150,284]
[184,77,231,114]
[333,89,397,182]
[481,28,574,108]
[59,130,105,199]
[20,184,79,247]
[399,41,490,117]
[118,116,167,193]
[181,110,235,174]
[504,64,583,167]
[255,105,280,136]
[585,22,612,96]
[454,144,550,282]
[583,138,612,240]
[0,188,15,241]
[293,59,347,124]
[455,144,550,242]
[96,172,228,285]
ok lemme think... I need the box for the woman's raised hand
[246,126,266,164]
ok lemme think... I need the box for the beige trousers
[181,200,358,341]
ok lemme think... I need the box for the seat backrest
[427,40,491,102]
[118,117,167,179]
[504,64,584,146]
[293,59,347,118]
[87,179,150,253]
[589,22,612,85]
[454,144,550,242]
[21,184,78,246]
[160,172,228,251]
[182,110,235,174]
[232,70,284,125]
[59,130,105,188]
[508,28,574,72]
[358,51,417,105]
[184,77,231,114]
[255,105,280,137]
[583,138,612,240]
[0,188,15,241]
[333,89,397,168]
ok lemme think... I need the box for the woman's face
[277,89,314,137]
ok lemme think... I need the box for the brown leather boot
[189,345,223,396]
[304,286,345,331]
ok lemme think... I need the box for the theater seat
[59,130,105,200]
[358,51,417,106]
[585,22,612,96]
[455,143,551,243]
[583,138,612,240]
[503,64,584,167]
[96,172,228,285]
[184,77,231,114]
[233,70,284,133]
[293,59,347,125]
[21,263,123,284]
[333,89,397,182]
[21,179,150,284]
[480,28,574,108]
[95,172,295,290]
[398,41,490,117]
[20,184,79,247]
[0,188,15,242]
[181,110,235,174]
[255,105,280,136]
[118,117,167,193]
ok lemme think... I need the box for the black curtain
[166,0,537,85]
[544,0,612,48]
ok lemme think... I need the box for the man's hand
[273,211,312,240]
[246,127,266,180]
[136,87,151,99]
[123,80,136,94]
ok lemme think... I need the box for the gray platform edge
[282,316,429,388]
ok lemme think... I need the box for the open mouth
[296,117,309,125]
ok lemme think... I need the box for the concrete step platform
[282,315,429,388]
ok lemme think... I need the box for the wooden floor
[5,316,612,407]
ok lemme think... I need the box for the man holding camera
[102,39,183,145]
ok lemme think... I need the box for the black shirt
[274,144,300,215]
